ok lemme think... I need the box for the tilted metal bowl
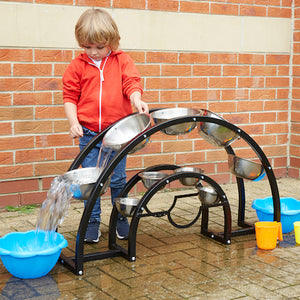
[62,167,111,200]
[174,167,204,186]
[114,197,139,217]
[139,171,169,189]
[197,186,219,205]
[103,113,151,154]
[197,109,239,147]
[151,108,199,135]
[228,154,265,181]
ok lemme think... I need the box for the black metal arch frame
[59,112,280,275]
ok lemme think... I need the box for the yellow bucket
[255,221,283,250]
[294,221,300,244]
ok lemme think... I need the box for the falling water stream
[35,145,112,234]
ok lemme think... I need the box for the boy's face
[82,43,111,61]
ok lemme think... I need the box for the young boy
[63,8,149,243]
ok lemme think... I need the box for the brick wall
[0,0,297,207]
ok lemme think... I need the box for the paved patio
[0,177,300,299]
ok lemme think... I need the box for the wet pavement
[0,177,300,299]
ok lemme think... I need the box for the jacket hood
[78,50,123,63]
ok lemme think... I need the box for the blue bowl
[0,230,67,279]
[252,197,300,233]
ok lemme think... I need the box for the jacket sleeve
[120,53,143,99]
[62,60,81,105]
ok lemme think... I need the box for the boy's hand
[130,92,149,114]
[70,124,83,138]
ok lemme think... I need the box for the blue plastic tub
[0,230,67,279]
[252,197,300,233]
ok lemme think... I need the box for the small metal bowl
[197,109,239,147]
[197,186,219,205]
[139,171,169,189]
[62,167,111,200]
[228,154,265,181]
[174,167,204,186]
[103,113,151,154]
[114,197,139,217]
[151,108,199,135]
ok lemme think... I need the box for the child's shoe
[116,216,129,240]
[84,218,101,243]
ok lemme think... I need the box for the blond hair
[75,9,120,50]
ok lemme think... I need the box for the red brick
[266,54,290,65]
[211,3,239,15]
[223,66,250,76]
[265,100,288,110]
[179,53,208,64]
[222,89,249,100]
[36,134,73,147]
[0,93,12,106]
[192,90,221,101]
[14,121,52,134]
[163,140,193,153]
[144,154,175,167]
[251,66,277,76]
[193,66,221,76]
[237,100,264,112]
[54,63,69,76]
[0,63,11,76]
[34,161,70,176]
[0,152,13,164]
[210,53,237,64]
[209,77,236,88]
[179,78,207,89]
[53,92,64,105]
[208,101,236,113]
[0,165,34,180]
[0,194,20,208]
[162,65,191,76]
[148,0,179,11]
[16,149,54,164]
[0,49,33,62]
[0,179,39,194]
[35,78,62,91]
[136,65,160,76]
[250,89,276,100]
[34,50,73,62]
[277,89,289,99]
[35,106,66,119]
[161,90,191,102]
[113,0,145,9]
[146,78,177,89]
[239,53,264,64]
[127,51,146,63]
[0,107,33,121]
[0,121,13,135]
[265,123,288,134]
[0,78,32,91]
[147,52,177,63]
[14,63,52,76]
[238,77,264,88]
[75,0,110,5]
[20,191,48,206]
[266,77,289,88]
[36,0,72,3]
[180,1,209,13]
[0,136,34,151]
[268,7,291,18]
[240,5,267,16]
[251,112,276,123]
[13,92,52,105]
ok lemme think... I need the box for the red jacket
[63,51,143,132]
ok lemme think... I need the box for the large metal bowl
[114,197,139,217]
[197,109,239,147]
[139,171,169,189]
[62,167,111,200]
[228,154,265,181]
[174,167,204,186]
[151,108,199,135]
[103,113,151,154]
[197,186,219,205]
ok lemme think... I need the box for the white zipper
[98,56,108,132]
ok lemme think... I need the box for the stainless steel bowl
[139,171,169,189]
[228,154,265,181]
[174,167,204,186]
[197,109,239,147]
[197,186,219,205]
[62,167,111,200]
[151,108,199,135]
[114,197,139,217]
[103,113,151,154]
